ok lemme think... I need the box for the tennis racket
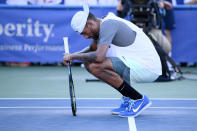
[63,37,77,116]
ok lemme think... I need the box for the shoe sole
[119,101,152,118]
[112,112,120,115]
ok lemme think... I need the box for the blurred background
[0,0,196,67]
[0,2,197,131]
[0,0,197,99]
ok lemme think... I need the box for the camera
[128,0,162,31]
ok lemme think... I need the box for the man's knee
[84,62,103,75]
[84,58,113,75]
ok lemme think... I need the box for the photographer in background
[116,0,172,55]
[163,0,175,45]
[116,0,182,81]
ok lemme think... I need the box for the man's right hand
[63,53,72,66]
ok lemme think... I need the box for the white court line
[0,98,120,100]
[1,98,197,109]
[0,98,197,100]
[128,117,137,131]
[0,106,116,109]
[150,107,197,109]
[0,106,197,109]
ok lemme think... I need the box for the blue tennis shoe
[119,95,152,117]
[111,97,131,115]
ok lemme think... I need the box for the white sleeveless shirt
[102,13,162,75]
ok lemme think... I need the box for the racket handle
[63,37,69,54]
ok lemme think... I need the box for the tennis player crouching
[63,7,162,117]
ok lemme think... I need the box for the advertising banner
[0,6,114,62]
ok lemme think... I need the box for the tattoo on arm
[71,52,98,63]
[71,44,108,63]
[80,52,98,62]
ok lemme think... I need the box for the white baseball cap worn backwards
[71,3,89,34]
